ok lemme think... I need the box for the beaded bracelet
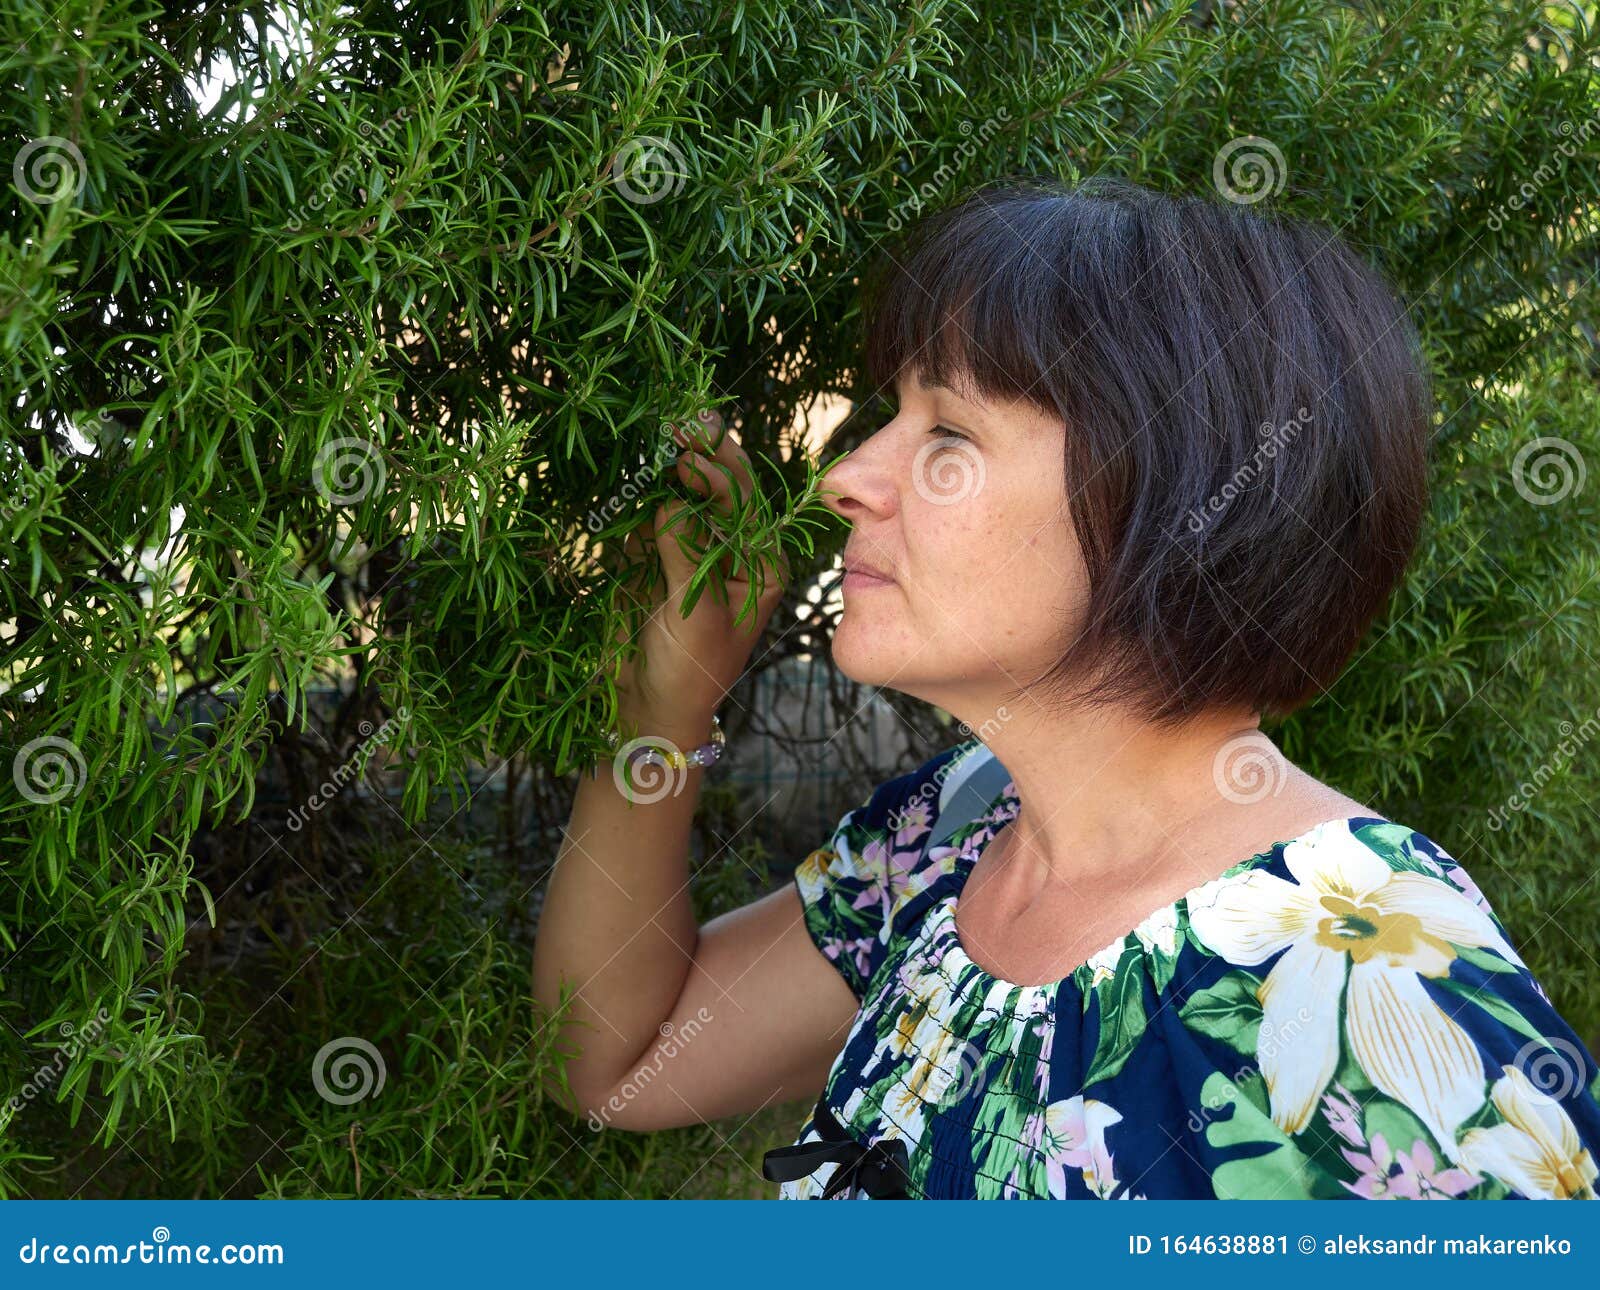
[604,713,725,770]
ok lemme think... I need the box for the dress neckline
[938,796,1381,994]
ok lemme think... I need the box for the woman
[532,177,1600,1199]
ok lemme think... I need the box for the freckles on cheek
[949,574,1017,639]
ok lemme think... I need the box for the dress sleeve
[1411,847,1600,1200]
[790,771,935,1002]
[1327,838,1600,1199]
[1185,819,1600,1200]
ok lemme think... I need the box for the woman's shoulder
[792,738,1009,998]
[834,735,1008,836]
[793,736,1004,921]
[1187,814,1522,966]
[1177,814,1600,1198]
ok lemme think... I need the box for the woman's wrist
[605,703,724,772]
[612,701,719,745]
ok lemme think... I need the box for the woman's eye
[930,426,969,444]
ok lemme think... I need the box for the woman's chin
[830,624,918,690]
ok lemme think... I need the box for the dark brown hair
[861,175,1434,726]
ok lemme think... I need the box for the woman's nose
[820,456,858,520]
[821,433,898,522]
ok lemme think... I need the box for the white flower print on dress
[1033,1095,1129,1198]
[1458,1064,1599,1199]
[1187,818,1526,1157]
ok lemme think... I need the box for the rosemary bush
[2,0,1597,1196]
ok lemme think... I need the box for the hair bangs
[861,186,1076,420]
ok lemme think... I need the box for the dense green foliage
[2,0,1597,1196]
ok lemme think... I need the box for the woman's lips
[842,569,895,591]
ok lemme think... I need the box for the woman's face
[821,370,1086,716]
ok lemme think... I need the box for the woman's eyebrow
[909,371,959,398]
[888,376,986,436]
[890,369,952,396]
[920,372,992,416]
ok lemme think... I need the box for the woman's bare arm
[532,748,859,1130]
[532,407,857,1129]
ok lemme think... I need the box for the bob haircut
[860,175,1434,727]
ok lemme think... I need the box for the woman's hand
[607,407,791,731]
[539,409,852,1129]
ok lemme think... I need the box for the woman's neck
[954,698,1343,897]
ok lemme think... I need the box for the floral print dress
[770,739,1600,1200]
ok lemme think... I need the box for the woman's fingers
[676,447,742,512]
[677,406,729,455]
[669,407,765,589]
[657,405,792,611]
[673,408,753,511]
[645,497,703,590]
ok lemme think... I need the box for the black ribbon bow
[761,1095,911,1199]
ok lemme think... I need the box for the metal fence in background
[712,653,950,856]
[198,658,956,876]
